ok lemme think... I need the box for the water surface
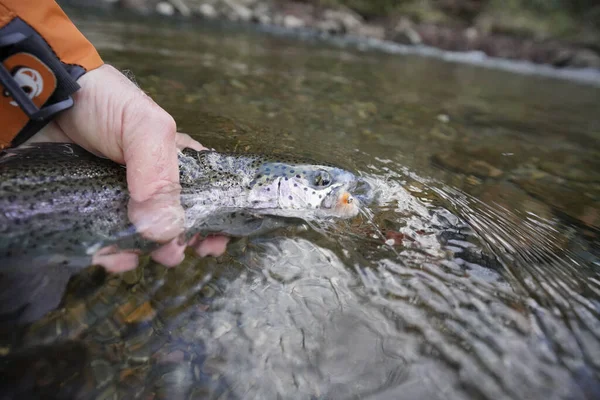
[2,11,599,400]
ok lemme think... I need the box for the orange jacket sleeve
[0,0,102,73]
[0,0,103,149]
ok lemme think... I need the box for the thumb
[121,95,185,242]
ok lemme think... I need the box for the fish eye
[314,171,332,187]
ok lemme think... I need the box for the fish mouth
[331,178,372,218]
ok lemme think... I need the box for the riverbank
[59,0,600,70]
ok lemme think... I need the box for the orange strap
[0,0,103,149]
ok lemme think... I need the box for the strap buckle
[0,32,74,122]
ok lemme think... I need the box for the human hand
[25,64,229,272]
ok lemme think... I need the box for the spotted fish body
[0,143,361,271]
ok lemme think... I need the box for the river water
[1,10,599,400]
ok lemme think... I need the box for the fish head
[249,161,362,219]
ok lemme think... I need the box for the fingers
[150,238,186,267]
[92,248,140,273]
[176,132,207,151]
[149,234,229,268]
[127,191,185,243]
[148,234,229,270]
[191,235,230,258]
[92,235,229,273]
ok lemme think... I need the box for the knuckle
[122,93,177,143]
[155,111,177,138]
[141,99,177,137]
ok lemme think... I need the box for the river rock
[169,0,191,17]
[432,151,503,178]
[121,0,156,14]
[316,18,343,35]
[356,24,385,40]
[84,0,119,7]
[569,48,600,69]
[511,176,600,229]
[197,3,218,19]
[156,1,174,16]
[252,2,271,25]
[234,0,259,6]
[550,47,600,69]
[282,14,305,29]
[222,0,253,21]
[322,8,363,34]
[390,17,422,45]
[429,123,457,141]
[254,12,271,25]
[437,114,450,123]
[479,181,554,221]
[537,151,600,183]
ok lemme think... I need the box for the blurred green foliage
[297,0,600,19]
[293,0,599,41]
